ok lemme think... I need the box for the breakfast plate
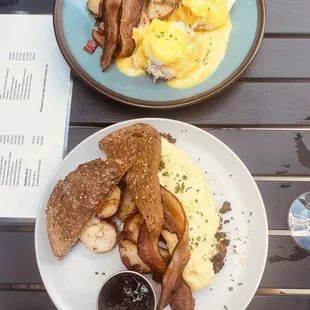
[53,0,266,108]
[35,118,268,310]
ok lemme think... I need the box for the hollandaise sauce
[116,4,232,89]
[168,18,232,88]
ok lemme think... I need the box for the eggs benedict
[116,0,234,88]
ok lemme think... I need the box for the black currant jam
[98,273,155,310]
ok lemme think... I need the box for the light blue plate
[53,0,265,108]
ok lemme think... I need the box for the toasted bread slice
[99,123,163,234]
[46,158,126,259]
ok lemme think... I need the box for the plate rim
[35,118,268,310]
[53,0,266,109]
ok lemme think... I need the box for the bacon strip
[117,0,144,58]
[158,187,192,309]
[138,187,194,310]
[100,0,123,71]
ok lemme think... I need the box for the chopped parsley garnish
[182,175,188,180]
[175,182,185,193]
[195,199,198,203]
[159,159,165,171]
[162,171,169,176]
[229,287,233,291]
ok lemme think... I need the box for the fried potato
[97,186,121,219]
[138,11,150,28]
[122,213,144,244]
[80,218,118,254]
[119,237,151,274]
[147,0,176,20]
[161,229,178,254]
[87,0,102,15]
[159,247,171,264]
[118,187,138,222]
[92,29,105,47]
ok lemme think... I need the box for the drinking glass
[288,191,310,251]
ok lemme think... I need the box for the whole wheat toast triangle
[46,158,126,259]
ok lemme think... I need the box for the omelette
[116,0,236,88]
[158,138,220,291]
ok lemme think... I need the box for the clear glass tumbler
[288,191,310,251]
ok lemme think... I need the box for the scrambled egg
[116,0,234,89]
[158,138,220,291]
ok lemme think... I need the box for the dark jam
[98,273,155,310]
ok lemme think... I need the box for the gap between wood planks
[1,283,310,297]
[69,125,310,130]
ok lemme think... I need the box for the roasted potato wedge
[138,11,150,28]
[161,229,178,254]
[80,217,118,254]
[119,238,151,274]
[122,213,144,244]
[92,29,105,47]
[147,0,176,20]
[97,186,121,219]
[118,187,137,222]
[87,0,102,15]
[159,247,171,264]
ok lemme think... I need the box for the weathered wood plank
[0,232,41,283]
[244,39,310,78]
[70,81,310,126]
[0,290,309,310]
[261,236,310,288]
[266,0,310,34]
[257,181,310,230]
[210,130,310,176]
[0,291,56,310]
[68,127,310,176]
[248,296,310,310]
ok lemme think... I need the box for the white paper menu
[0,15,71,219]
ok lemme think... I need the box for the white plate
[35,118,268,310]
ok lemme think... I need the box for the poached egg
[116,0,235,88]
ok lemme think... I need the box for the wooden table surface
[1,0,310,309]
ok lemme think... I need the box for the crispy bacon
[170,281,195,310]
[158,187,192,309]
[92,29,105,47]
[100,0,123,70]
[138,187,194,310]
[83,40,98,54]
[117,0,144,58]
